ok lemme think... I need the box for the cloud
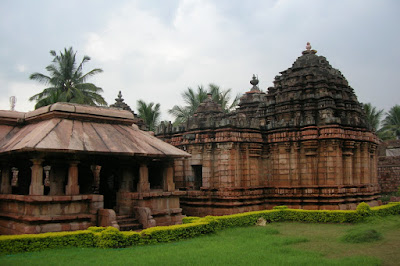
[0,79,36,112]
[1,0,399,121]
[83,0,252,120]
[16,64,27,73]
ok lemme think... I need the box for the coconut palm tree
[361,103,383,131]
[381,105,400,140]
[136,100,161,132]
[168,85,207,125]
[168,84,239,124]
[29,47,107,109]
[209,83,240,113]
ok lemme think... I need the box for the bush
[356,202,371,215]
[182,216,201,224]
[371,202,400,217]
[273,205,289,210]
[123,231,141,246]
[140,222,216,244]
[1,202,399,254]
[0,230,95,254]
[87,226,106,233]
[341,229,383,243]
[96,227,126,248]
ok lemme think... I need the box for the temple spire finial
[306,42,311,51]
[9,96,16,111]
[302,42,317,55]
[249,74,260,93]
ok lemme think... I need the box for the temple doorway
[99,166,120,209]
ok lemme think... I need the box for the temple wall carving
[156,45,381,216]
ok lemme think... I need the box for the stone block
[41,223,62,233]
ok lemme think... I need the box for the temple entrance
[99,166,120,209]
[192,165,202,190]
[149,161,164,190]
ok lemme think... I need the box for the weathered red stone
[0,103,190,234]
[157,44,381,216]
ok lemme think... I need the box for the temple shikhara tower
[156,43,380,216]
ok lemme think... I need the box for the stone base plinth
[116,190,185,227]
[180,185,381,217]
[0,194,103,235]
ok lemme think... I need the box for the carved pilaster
[65,161,80,195]
[29,159,44,195]
[137,164,150,192]
[1,166,11,194]
[163,162,175,192]
[342,141,355,185]
[91,165,102,194]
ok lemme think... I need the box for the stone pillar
[120,165,133,192]
[65,161,80,195]
[29,159,44,195]
[0,166,11,194]
[137,164,150,192]
[163,163,175,192]
[91,165,102,194]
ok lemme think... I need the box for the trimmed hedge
[140,222,215,244]
[1,202,399,254]
[0,221,214,254]
[0,230,95,254]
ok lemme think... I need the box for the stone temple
[0,103,189,234]
[156,44,380,216]
[0,44,382,234]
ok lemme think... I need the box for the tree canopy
[380,105,400,140]
[168,84,239,125]
[361,103,383,132]
[136,100,161,132]
[29,47,107,109]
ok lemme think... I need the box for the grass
[341,229,383,243]
[1,216,400,266]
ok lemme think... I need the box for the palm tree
[168,85,207,125]
[361,103,383,131]
[136,100,161,131]
[209,83,240,113]
[168,84,239,124]
[29,47,107,109]
[381,105,400,140]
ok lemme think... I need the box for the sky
[1,0,399,121]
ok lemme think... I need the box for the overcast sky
[1,0,399,121]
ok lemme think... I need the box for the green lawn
[1,216,399,266]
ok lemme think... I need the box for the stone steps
[116,215,142,231]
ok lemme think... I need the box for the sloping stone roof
[0,103,189,158]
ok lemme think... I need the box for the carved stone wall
[378,140,400,193]
[156,44,380,216]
